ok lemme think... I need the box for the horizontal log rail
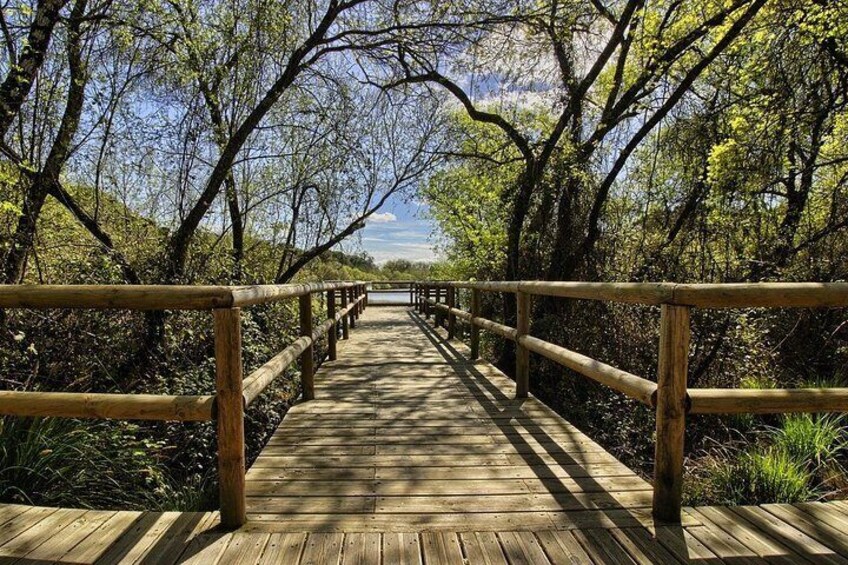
[0,391,214,421]
[0,281,368,529]
[241,294,364,406]
[0,281,362,310]
[688,388,848,414]
[415,280,848,525]
[442,280,848,308]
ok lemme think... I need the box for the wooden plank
[572,528,637,564]
[692,506,806,564]
[248,496,375,513]
[653,524,720,562]
[266,432,604,447]
[245,512,557,532]
[300,533,344,564]
[259,533,308,564]
[420,533,463,565]
[793,502,848,532]
[245,477,650,497]
[729,506,847,564]
[371,491,651,513]
[0,507,58,549]
[535,530,592,564]
[608,527,683,564]
[684,524,761,564]
[498,531,550,564]
[176,531,231,564]
[761,504,848,557]
[250,452,620,468]
[59,509,144,563]
[27,510,116,562]
[341,532,381,565]
[247,462,634,482]
[382,533,422,565]
[214,532,270,564]
[460,532,507,565]
[0,507,85,560]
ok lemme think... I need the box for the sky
[345,194,440,264]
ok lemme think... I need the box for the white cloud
[367,212,397,224]
[370,242,440,264]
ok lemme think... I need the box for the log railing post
[470,288,481,360]
[653,304,690,523]
[327,289,337,361]
[424,285,431,319]
[349,286,356,329]
[213,307,246,528]
[299,293,315,401]
[515,291,531,398]
[341,289,350,340]
[447,286,456,339]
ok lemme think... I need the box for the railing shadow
[405,309,704,558]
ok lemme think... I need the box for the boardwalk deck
[0,306,847,563]
[246,307,658,532]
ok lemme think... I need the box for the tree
[382,0,767,287]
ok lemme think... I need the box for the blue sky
[344,195,439,264]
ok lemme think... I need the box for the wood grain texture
[214,307,247,528]
[653,304,690,523]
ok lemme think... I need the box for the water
[367,290,413,305]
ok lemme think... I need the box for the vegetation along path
[1,304,848,563]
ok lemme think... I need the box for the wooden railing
[0,281,368,528]
[414,280,848,523]
[366,280,415,306]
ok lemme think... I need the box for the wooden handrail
[688,388,848,414]
[430,280,848,308]
[0,391,214,421]
[424,297,655,405]
[0,281,365,310]
[416,279,848,525]
[518,335,657,407]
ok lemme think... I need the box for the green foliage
[706,448,816,505]
[772,414,846,474]
[0,416,200,510]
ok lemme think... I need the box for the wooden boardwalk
[1,306,848,563]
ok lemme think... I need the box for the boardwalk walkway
[1,306,848,563]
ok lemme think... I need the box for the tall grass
[0,416,212,510]
[688,411,848,506]
[772,414,846,472]
[696,447,815,505]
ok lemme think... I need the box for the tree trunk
[3,177,48,283]
[0,0,68,137]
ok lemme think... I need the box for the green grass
[772,414,846,472]
[707,447,817,505]
[0,416,212,511]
